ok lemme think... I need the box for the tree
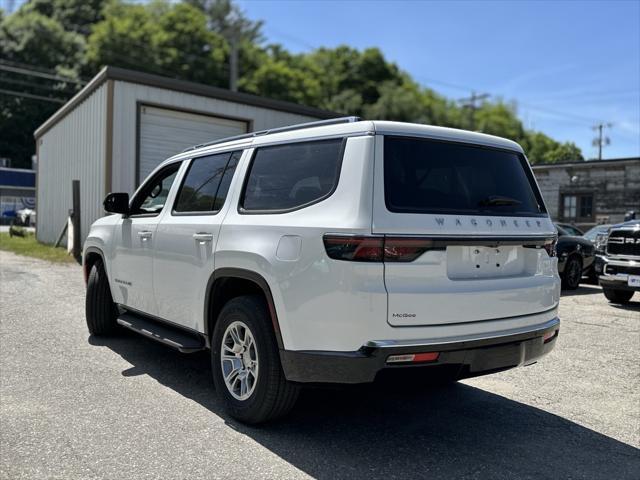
[542,142,584,164]
[239,58,321,106]
[0,6,86,168]
[363,80,424,122]
[20,0,107,36]
[186,0,263,89]
[85,2,163,75]
[86,1,229,86]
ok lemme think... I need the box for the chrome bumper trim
[365,317,560,349]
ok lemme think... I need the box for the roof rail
[182,116,361,152]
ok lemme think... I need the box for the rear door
[372,135,558,327]
[152,150,243,331]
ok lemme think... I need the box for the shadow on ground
[90,332,640,480]
[561,284,602,297]
[608,299,640,312]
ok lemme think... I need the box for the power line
[415,74,605,126]
[0,88,66,103]
[0,63,85,86]
[0,59,91,83]
[0,76,78,95]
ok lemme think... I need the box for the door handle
[138,231,153,240]
[193,232,214,242]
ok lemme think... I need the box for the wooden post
[72,180,81,262]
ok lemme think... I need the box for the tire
[602,288,634,304]
[211,295,299,424]
[85,260,119,335]
[562,256,582,290]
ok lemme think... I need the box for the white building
[532,157,640,229]
[34,66,335,243]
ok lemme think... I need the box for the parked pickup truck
[598,220,640,304]
[83,117,561,423]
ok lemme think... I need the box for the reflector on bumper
[543,330,558,343]
[387,352,440,364]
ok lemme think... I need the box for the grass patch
[0,232,74,263]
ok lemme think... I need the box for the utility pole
[225,8,241,92]
[591,122,612,161]
[229,31,238,92]
[459,91,490,130]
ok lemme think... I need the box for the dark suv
[555,224,595,290]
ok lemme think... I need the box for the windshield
[384,136,546,217]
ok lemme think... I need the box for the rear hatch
[372,135,558,327]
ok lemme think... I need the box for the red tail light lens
[323,235,435,262]
[543,237,557,257]
[323,235,384,262]
[383,237,435,262]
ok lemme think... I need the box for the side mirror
[103,192,129,215]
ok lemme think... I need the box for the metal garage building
[34,66,335,244]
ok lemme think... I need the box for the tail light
[322,235,384,262]
[323,235,435,262]
[543,237,557,257]
[384,237,435,262]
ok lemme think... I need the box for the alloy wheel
[220,321,259,401]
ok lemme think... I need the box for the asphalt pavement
[1,250,639,479]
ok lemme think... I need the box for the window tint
[213,151,242,211]
[174,151,241,213]
[242,139,344,212]
[384,136,545,217]
[131,164,180,216]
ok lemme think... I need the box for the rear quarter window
[241,138,344,212]
[384,136,546,217]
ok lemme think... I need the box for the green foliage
[0,0,584,169]
[0,7,85,72]
[239,58,321,105]
[86,1,228,85]
[21,0,107,35]
[0,4,86,168]
[542,141,584,164]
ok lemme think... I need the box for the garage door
[138,105,247,183]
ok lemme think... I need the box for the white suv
[83,117,561,423]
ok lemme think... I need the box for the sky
[236,0,640,160]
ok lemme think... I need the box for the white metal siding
[111,81,320,194]
[138,105,246,181]
[36,84,107,244]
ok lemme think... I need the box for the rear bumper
[281,317,560,384]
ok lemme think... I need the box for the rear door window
[241,139,344,212]
[173,151,241,214]
[384,136,546,217]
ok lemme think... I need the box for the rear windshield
[384,136,546,217]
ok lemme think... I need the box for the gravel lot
[1,250,639,479]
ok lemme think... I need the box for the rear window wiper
[478,195,522,207]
